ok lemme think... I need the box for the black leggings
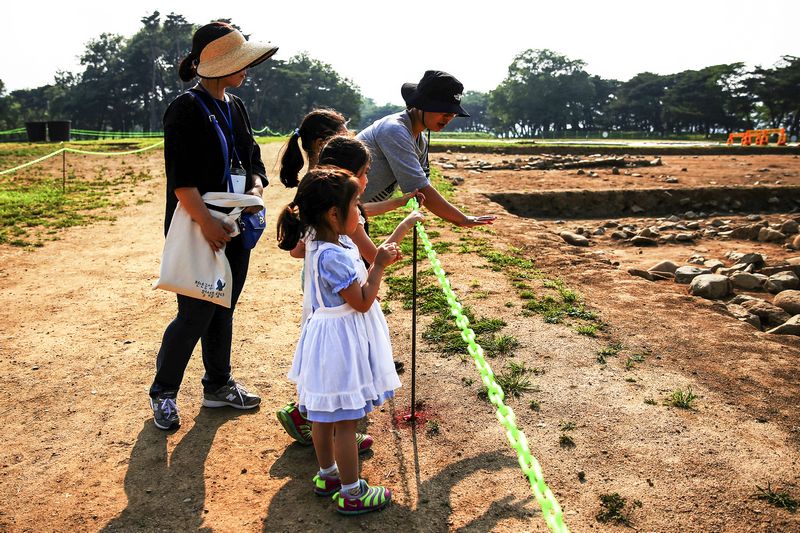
[150,237,250,398]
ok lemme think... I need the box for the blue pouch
[239,208,266,250]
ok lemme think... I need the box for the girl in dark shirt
[149,22,277,430]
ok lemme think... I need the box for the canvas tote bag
[153,192,264,308]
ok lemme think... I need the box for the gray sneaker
[202,380,261,410]
[150,395,180,430]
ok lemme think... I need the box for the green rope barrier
[0,127,26,135]
[406,197,569,533]
[64,140,164,156]
[72,130,163,137]
[0,148,65,175]
[252,125,291,136]
[0,141,164,175]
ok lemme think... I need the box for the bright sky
[2,1,798,105]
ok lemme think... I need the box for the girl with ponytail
[277,166,405,515]
[279,109,348,188]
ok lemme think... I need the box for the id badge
[230,165,246,194]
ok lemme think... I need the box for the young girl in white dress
[276,136,424,452]
[277,166,418,515]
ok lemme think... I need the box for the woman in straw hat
[149,21,278,430]
[357,70,496,227]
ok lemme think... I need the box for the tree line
[0,12,797,139]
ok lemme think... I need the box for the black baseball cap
[401,70,469,117]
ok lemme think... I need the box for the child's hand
[401,189,426,207]
[403,210,425,227]
[375,242,401,268]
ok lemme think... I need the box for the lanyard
[190,88,235,192]
[196,84,242,168]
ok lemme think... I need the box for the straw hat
[197,29,278,79]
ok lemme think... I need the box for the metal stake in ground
[408,225,418,423]
[62,149,66,193]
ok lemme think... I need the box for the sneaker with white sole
[150,394,180,430]
[332,479,391,515]
[202,380,260,409]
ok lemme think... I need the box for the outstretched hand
[459,215,496,227]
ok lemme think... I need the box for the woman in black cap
[149,22,278,430]
[356,70,496,226]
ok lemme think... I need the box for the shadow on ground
[102,407,259,532]
[262,424,535,531]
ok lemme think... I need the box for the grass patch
[597,342,623,364]
[385,271,448,314]
[625,353,646,370]
[625,350,650,370]
[559,420,576,432]
[479,360,535,400]
[753,483,798,512]
[422,309,506,357]
[668,387,697,409]
[559,287,579,304]
[0,141,157,245]
[425,420,441,437]
[524,295,598,326]
[644,398,657,405]
[481,334,520,357]
[0,184,111,245]
[559,434,575,448]
[398,237,452,257]
[529,399,540,411]
[596,493,641,526]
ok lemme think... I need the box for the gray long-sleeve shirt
[356,111,430,203]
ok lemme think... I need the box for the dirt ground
[1,146,799,532]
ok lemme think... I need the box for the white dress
[288,240,400,422]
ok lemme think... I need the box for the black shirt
[162,89,267,234]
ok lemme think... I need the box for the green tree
[5,86,51,125]
[751,56,800,136]
[458,91,490,132]
[237,53,362,132]
[586,76,620,131]
[356,98,404,130]
[73,33,128,130]
[0,79,11,130]
[662,64,748,135]
[488,49,595,137]
[606,72,673,133]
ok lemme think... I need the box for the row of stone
[628,253,800,335]
[435,154,662,172]
[559,215,800,249]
